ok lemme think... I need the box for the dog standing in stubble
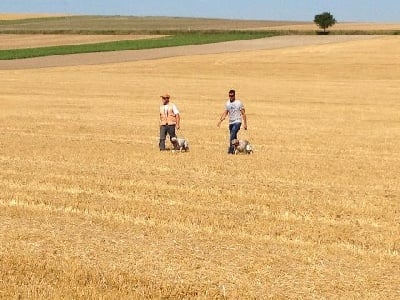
[171,137,189,152]
[231,139,253,154]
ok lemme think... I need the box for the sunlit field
[0,13,68,20]
[1,36,399,298]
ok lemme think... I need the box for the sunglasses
[162,97,170,99]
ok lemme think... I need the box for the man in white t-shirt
[217,89,247,154]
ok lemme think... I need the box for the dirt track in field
[0,34,165,50]
[0,35,382,70]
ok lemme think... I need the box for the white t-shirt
[225,100,244,124]
[161,103,179,115]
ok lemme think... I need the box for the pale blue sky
[0,0,399,22]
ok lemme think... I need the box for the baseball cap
[160,93,170,98]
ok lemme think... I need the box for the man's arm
[172,104,181,129]
[241,108,247,130]
[217,111,228,127]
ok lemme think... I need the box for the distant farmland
[0,15,398,61]
[0,15,310,33]
[0,15,398,34]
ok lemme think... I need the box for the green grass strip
[0,31,278,60]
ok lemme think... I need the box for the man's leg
[228,123,241,154]
[159,125,168,150]
[167,125,178,149]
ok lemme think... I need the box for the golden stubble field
[1,36,400,298]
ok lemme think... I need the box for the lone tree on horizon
[314,12,337,33]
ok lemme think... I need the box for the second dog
[231,139,253,154]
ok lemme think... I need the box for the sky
[0,0,399,23]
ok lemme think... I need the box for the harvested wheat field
[1,35,400,299]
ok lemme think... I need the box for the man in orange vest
[159,93,181,151]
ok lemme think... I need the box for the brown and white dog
[171,137,189,152]
[231,139,253,154]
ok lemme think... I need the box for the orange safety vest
[160,103,177,125]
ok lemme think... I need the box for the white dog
[232,139,253,154]
[171,137,189,152]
